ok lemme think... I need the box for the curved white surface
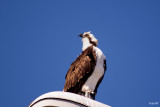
[29,91,111,107]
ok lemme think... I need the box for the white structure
[29,91,111,107]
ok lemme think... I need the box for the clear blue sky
[0,0,160,107]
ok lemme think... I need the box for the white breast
[82,46,106,93]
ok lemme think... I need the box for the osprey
[63,31,106,100]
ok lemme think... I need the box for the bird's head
[79,31,98,47]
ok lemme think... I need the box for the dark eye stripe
[84,34,89,37]
[86,35,97,47]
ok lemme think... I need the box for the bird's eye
[85,34,90,37]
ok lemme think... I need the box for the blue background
[0,0,160,107]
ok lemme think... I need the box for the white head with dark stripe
[79,31,98,51]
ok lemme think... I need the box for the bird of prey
[63,31,106,100]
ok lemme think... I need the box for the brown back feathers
[63,46,96,93]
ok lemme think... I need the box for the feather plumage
[63,46,96,93]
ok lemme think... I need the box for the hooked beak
[78,34,83,38]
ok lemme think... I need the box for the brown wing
[63,46,96,93]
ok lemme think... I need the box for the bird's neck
[82,38,92,51]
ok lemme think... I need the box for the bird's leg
[85,92,89,98]
[85,92,95,100]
